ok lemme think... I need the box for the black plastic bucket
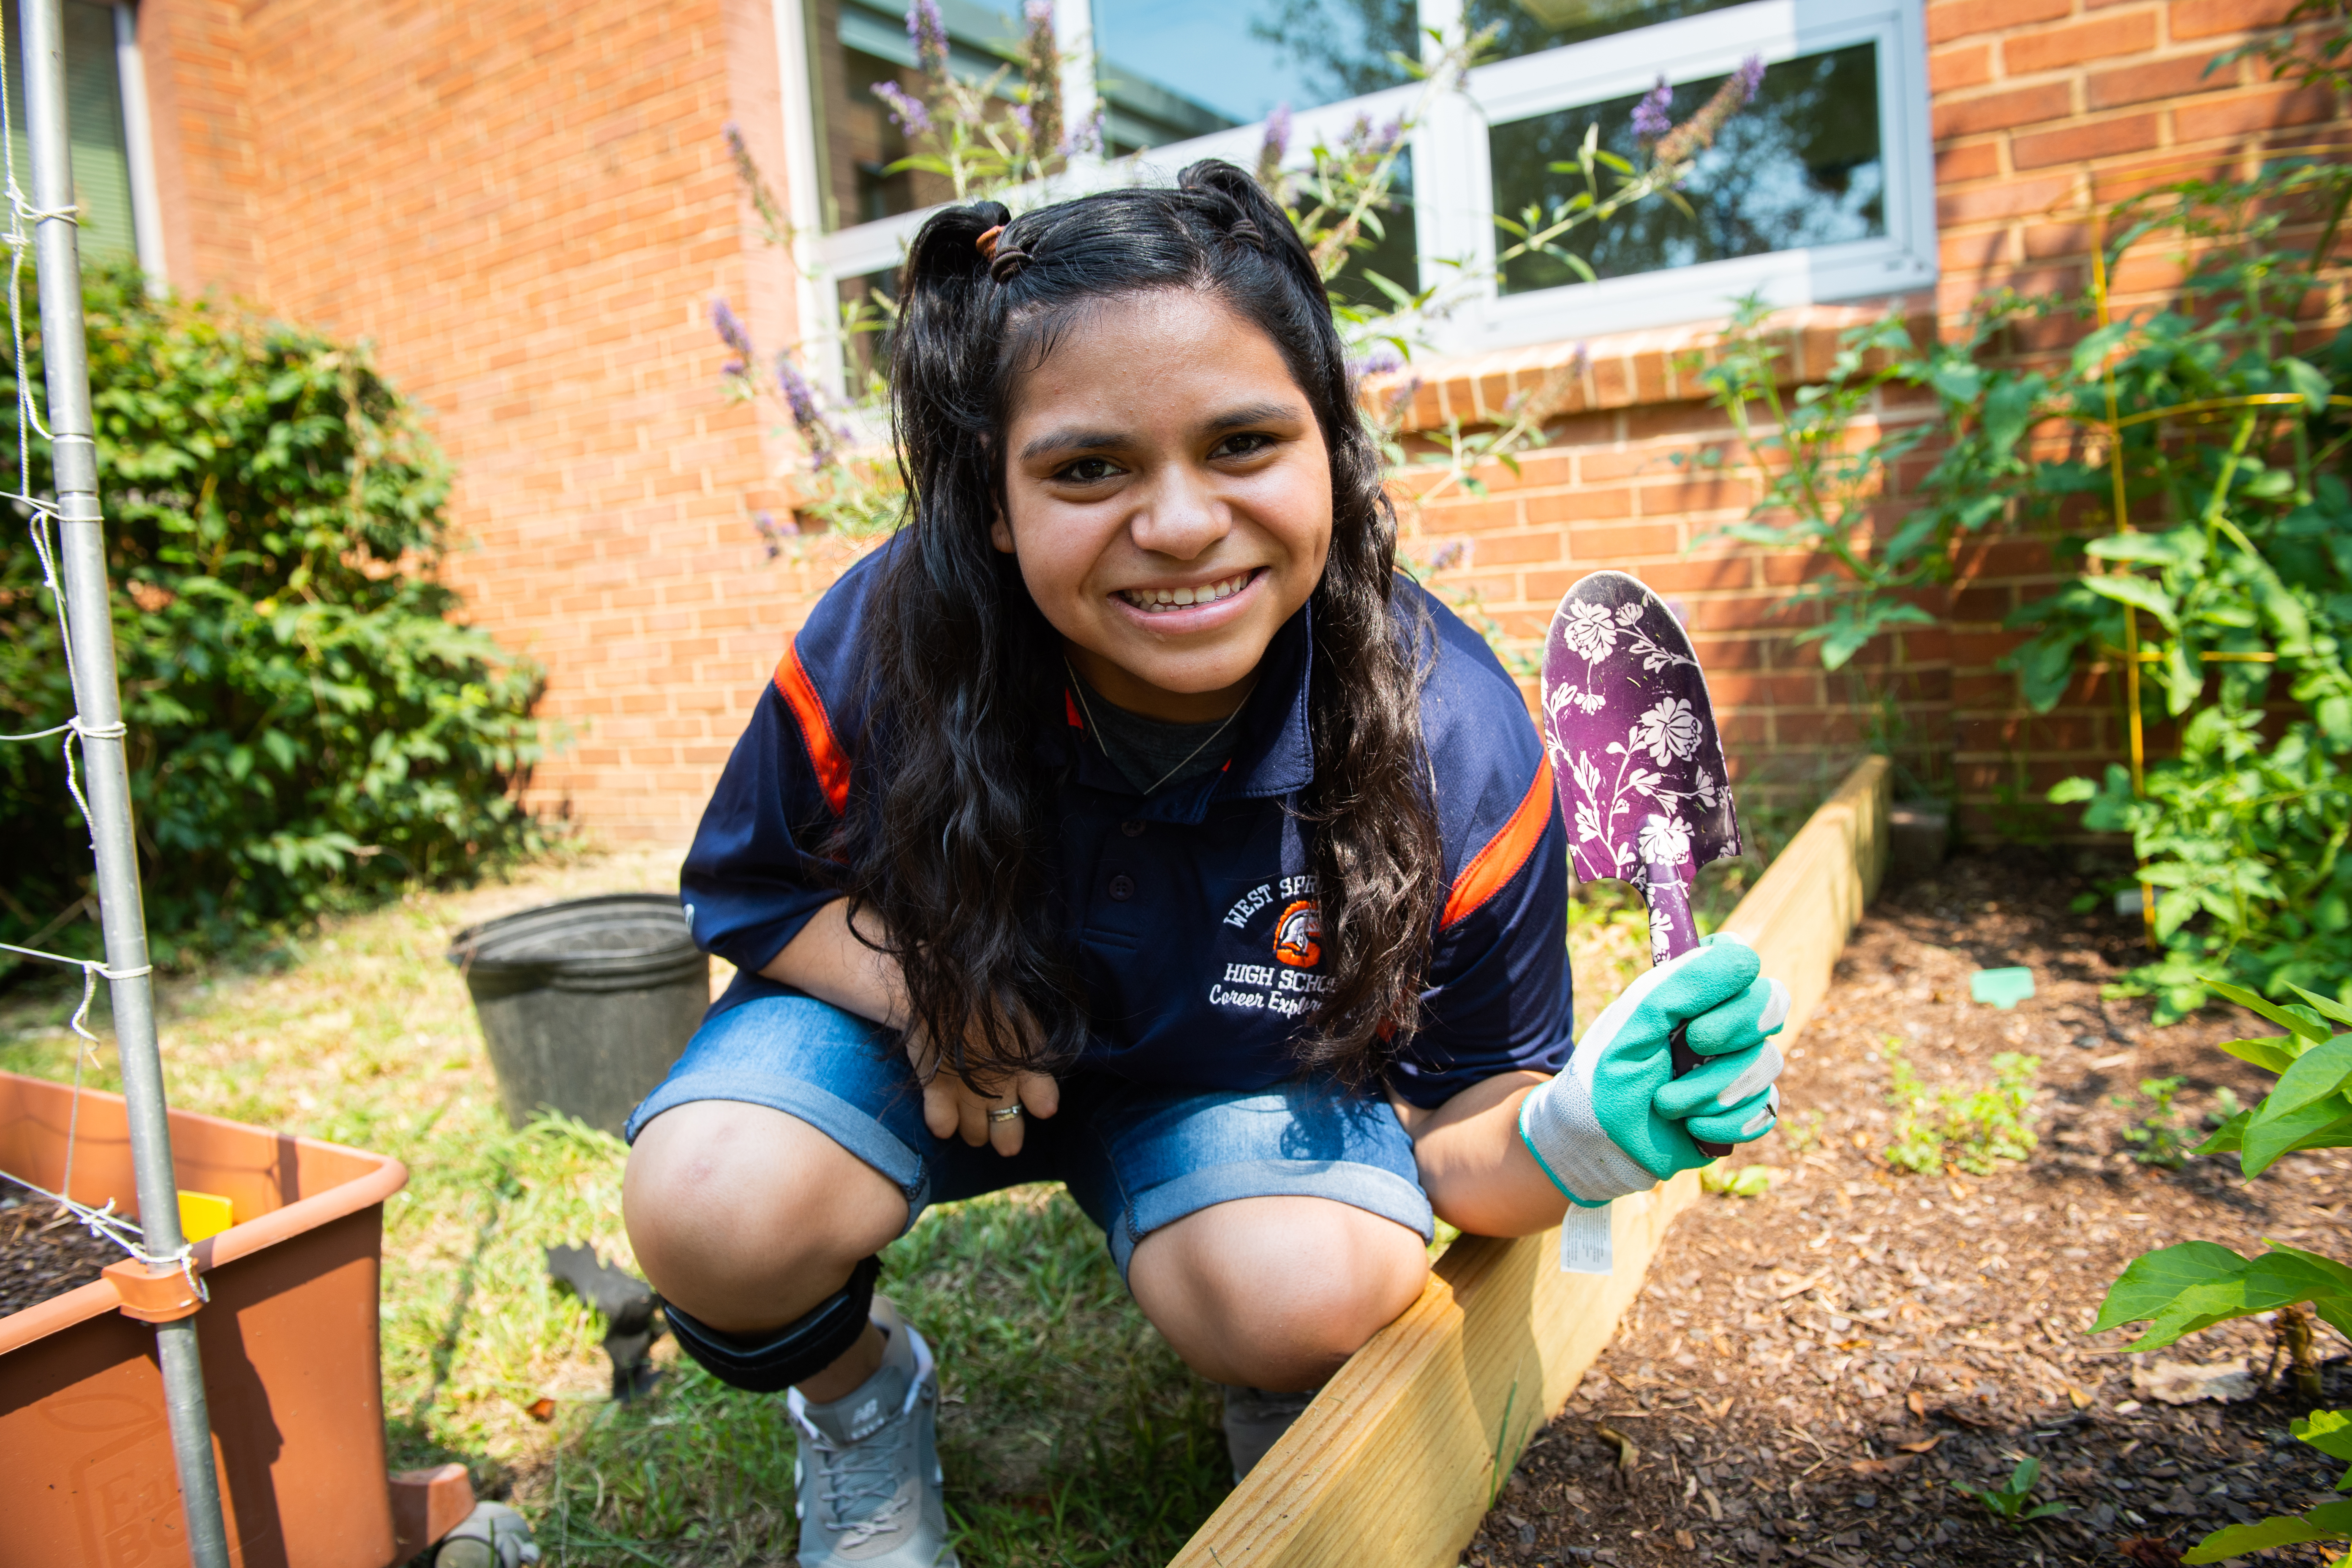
[447,894,709,1137]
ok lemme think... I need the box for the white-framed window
[2,1,166,278]
[770,0,1934,376]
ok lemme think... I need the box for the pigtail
[1177,161,1326,315]
[890,201,1008,485]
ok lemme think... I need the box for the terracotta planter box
[0,1070,408,1567]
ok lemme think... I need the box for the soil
[0,1193,122,1316]
[1467,849,2352,1568]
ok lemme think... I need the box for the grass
[0,821,1782,1563]
[0,849,1227,1566]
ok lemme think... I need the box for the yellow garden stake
[2087,204,2159,947]
[2071,188,2352,950]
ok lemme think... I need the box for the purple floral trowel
[1541,569,1743,1160]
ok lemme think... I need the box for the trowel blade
[1540,570,1741,893]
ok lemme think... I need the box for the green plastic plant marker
[1972,967,2036,1009]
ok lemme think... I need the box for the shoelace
[810,1414,912,1542]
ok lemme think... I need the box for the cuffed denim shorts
[623,994,1433,1281]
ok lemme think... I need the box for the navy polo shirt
[681,547,1574,1110]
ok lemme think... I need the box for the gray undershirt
[1072,673,1236,796]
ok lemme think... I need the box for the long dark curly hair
[844,159,1441,1089]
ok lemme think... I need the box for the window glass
[803,0,1025,232]
[1488,42,1883,297]
[1463,0,1751,58]
[1092,0,1415,154]
[3,0,136,264]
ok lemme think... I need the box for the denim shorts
[624,995,1433,1280]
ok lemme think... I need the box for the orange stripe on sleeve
[1440,757,1555,930]
[772,638,851,817]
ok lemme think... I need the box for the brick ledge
[1372,299,1931,435]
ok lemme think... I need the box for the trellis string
[0,18,200,1302]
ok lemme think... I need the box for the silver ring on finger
[987,1105,1023,1124]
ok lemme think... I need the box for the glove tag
[1558,1200,1613,1275]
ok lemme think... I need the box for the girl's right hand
[905,1031,1060,1157]
[759,898,1060,1154]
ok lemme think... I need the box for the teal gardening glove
[1519,934,1789,1246]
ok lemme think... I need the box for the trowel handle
[1642,861,1734,1158]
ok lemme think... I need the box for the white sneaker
[430,1502,541,1568]
[787,1299,958,1567]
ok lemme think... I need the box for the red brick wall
[142,0,812,839]
[138,0,260,294]
[137,0,2344,841]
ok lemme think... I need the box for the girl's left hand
[1516,936,1788,1205]
[908,1029,1061,1157]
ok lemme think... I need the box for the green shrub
[2091,974,2352,1565]
[2016,159,2352,1017]
[0,265,549,966]
[1688,3,2352,1021]
[1702,144,2352,1021]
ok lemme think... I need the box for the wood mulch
[1467,849,2352,1568]
[0,1193,122,1317]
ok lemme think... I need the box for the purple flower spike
[1347,343,1404,380]
[872,81,932,135]
[1260,103,1292,171]
[1734,54,1766,102]
[776,352,822,430]
[1011,103,1033,132]
[1631,77,1674,141]
[1024,0,1052,22]
[711,297,753,358]
[908,0,948,75]
[1061,107,1104,158]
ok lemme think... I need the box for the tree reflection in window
[1241,0,1419,106]
[1463,0,1754,58]
[1489,43,1884,296]
[1092,0,1415,153]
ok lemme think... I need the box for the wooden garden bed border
[1171,755,1893,1566]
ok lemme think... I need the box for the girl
[622,161,1786,1568]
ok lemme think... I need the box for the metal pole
[19,4,232,1563]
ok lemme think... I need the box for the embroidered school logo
[1210,876,1330,1015]
[1272,899,1321,968]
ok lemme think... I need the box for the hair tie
[1227,218,1265,249]
[975,224,1005,261]
[989,245,1032,283]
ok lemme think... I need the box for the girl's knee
[1131,1197,1428,1386]
[621,1100,903,1324]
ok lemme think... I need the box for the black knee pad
[662,1255,881,1394]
